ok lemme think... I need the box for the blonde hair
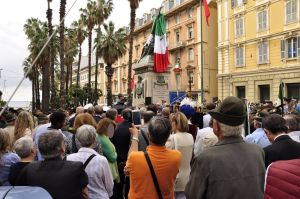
[171,112,189,132]
[74,113,97,130]
[14,111,34,141]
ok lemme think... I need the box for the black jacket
[20,159,88,199]
[112,120,132,163]
[264,135,300,167]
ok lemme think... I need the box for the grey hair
[284,114,300,132]
[106,108,117,120]
[219,122,244,137]
[39,130,64,159]
[76,124,97,147]
[14,137,34,158]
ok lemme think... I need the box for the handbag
[144,151,163,199]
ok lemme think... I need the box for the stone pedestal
[133,55,170,106]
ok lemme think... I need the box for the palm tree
[80,0,97,102]
[94,0,113,103]
[47,0,56,110]
[127,0,142,106]
[64,27,78,95]
[24,18,49,112]
[94,21,127,106]
[71,19,87,88]
[59,0,67,109]
[23,58,38,112]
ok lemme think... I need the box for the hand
[124,166,130,176]
[129,125,139,137]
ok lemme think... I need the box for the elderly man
[69,106,84,128]
[245,111,271,148]
[20,131,89,199]
[125,116,181,199]
[67,125,113,199]
[284,114,300,142]
[9,137,36,185]
[185,96,265,199]
[263,114,300,168]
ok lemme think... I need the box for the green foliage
[67,84,102,106]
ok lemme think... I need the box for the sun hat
[208,96,246,126]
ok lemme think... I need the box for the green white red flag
[203,0,211,26]
[146,13,169,73]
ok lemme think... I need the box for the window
[231,0,245,8]
[187,8,193,18]
[114,82,117,92]
[188,48,194,61]
[175,0,180,6]
[236,86,246,99]
[175,51,180,64]
[175,14,180,24]
[236,46,244,66]
[286,0,297,23]
[188,26,193,39]
[257,10,267,31]
[100,63,104,68]
[259,85,270,102]
[287,83,300,99]
[175,31,180,43]
[281,37,300,59]
[188,72,194,84]
[123,83,126,91]
[287,37,298,58]
[258,42,268,64]
[235,18,244,37]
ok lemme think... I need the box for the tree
[64,27,78,94]
[47,0,56,110]
[94,0,113,103]
[80,0,97,101]
[24,18,49,112]
[127,0,142,106]
[94,21,127,106]
[59,0,67,109]
[71,19,87,89]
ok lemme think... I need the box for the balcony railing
[168,41,186,51]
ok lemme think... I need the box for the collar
[273,134,291,143]
[78,147,98,155]
[44,157,62,161]
[215,136,244,146]
[147,145,167,152]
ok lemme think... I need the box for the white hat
[84,103,93,110]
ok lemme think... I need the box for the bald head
[76,106,84,115]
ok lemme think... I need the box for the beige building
[113,0,218,105]
[217,0,300,102]
[72,55,107,104]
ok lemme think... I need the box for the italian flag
[147,13,169,73]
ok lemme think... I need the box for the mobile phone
[132,110,141,125]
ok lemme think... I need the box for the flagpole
[200,0,204,104]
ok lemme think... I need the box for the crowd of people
[0,94,300,199]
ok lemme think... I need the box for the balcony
[169,41,186,51]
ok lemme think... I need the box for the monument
[133,55,170,106]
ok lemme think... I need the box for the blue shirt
[0,152,20,185]
[245,128,271,148]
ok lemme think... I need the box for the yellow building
[217,0,300,102]
[114,0,218,105]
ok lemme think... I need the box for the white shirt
[288,131,300,143]
[194,127,218,157]
[67,147,113,199]
[203,114,212,128]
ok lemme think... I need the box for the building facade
[217,0,300,102]
[114,0,218,105]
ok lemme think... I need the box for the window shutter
[281,40,285,59]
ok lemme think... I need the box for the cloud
[0,0,162,102]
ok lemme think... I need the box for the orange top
[126,145,181,199]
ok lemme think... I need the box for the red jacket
[264,159,300,199]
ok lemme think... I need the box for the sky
[0,0,162,102]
